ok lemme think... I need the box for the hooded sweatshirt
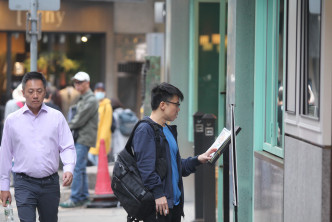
[89,98,113,155]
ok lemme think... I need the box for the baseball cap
[94,82,105,90]
[72,71,90,82]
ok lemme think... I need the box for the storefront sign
[16,11,65,28]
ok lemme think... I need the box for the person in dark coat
[130,82,216,222]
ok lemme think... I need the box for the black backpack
[111,120,167,220]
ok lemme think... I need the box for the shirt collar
[80,89,93,100]
[22,103,49,115]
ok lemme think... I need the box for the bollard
[193,112,205,221]
[223,147,230,221]
[201,114,216,222]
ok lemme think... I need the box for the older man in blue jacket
[130,82,216,222]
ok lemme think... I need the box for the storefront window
[0,32,105,106]
[0,32,26,105]
[115,34,146,113]
[38,33,105,88]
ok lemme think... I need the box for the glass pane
[286,0,296,113]
[304,0,321,117]
[277,0,284,147]
[38,33,105,88]
[197,3,220,120]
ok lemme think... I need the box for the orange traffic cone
[95,139,113,195]
[87,139,118,208]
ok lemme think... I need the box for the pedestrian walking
[60,71,99,208]
[128,82,216,221]
[112,107,138,161]
[4,83,25,120]
[59,84,80,120]
[44,84,62,111]
[88,82,113,166]
[0,72,76,222]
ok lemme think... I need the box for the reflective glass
[303,0,321,117]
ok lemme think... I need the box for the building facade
[165,0,331,221]
[0,0,163,112]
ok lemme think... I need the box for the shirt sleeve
[133,124,164,199]
[181,156,201,177]
[0,119,14,191]
[58,114,76,174]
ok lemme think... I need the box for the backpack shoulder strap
[125,119,164,156]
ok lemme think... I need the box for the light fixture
[199,35,209,45]
[76,35,81,44]
[81,36,88,43]
[59,34,66,44]
[43,34,48,43]
[211,34,220,44]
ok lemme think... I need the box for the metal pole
[230,104,238,221]
[30,0,38,71]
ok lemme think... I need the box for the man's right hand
[155,196,169,216]
[1,191,12,207]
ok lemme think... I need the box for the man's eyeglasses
[73,81,85,85]
[165,101,180,107]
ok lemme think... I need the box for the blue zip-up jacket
[132,117,201,215]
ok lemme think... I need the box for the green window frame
[255,0,287,157]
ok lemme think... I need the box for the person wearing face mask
[88,82,113,166]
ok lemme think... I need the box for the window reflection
[303,0,321,117]
[277,0,284,147]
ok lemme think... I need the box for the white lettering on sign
[195,124,204,133]
[16,11,22,27]
[56,11,65,27]
[16,11,66,28]
[205,127,214,136]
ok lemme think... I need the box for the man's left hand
[198,147,218,164]
[62,172,73,186]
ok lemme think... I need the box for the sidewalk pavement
[1,164,196,221]
[2,187,195,222]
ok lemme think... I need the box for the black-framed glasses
[165,101,180,107]
[73,81,85,85]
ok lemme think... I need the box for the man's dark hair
[151,82,184,110]
[22,72,47,90]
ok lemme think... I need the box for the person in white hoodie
[4,83,26,120]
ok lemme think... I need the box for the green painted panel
[217,0,227,221]
[254,0,267,151]
[188,0,197,142]
[197,3,220,128]
[233,0,255,221]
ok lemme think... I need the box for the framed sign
[9,0,60,11]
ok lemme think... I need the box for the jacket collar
[143,116,178,138]
[80,89,94,100]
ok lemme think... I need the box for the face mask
[95,92,105,100]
